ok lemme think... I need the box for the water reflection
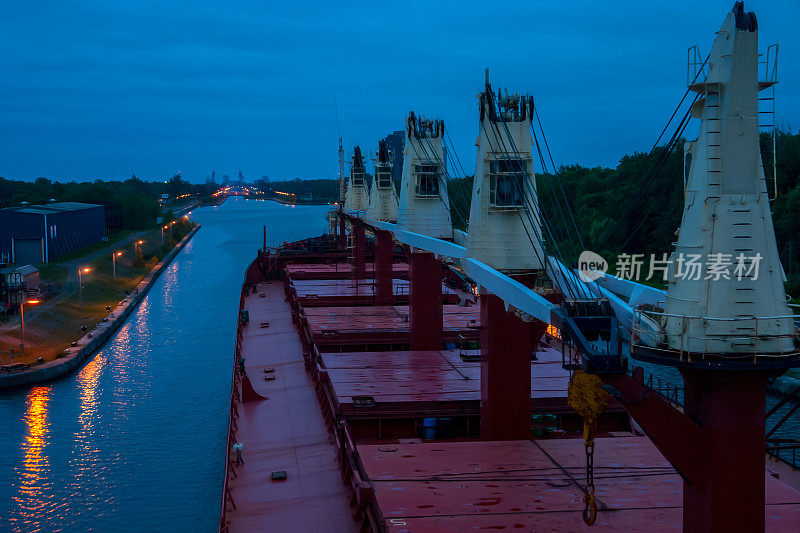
[11,386,53,531]
[77,354,104,436]
[0,199,331,531]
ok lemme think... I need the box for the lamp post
[19,299,40,353]
[112,251,123,279]
[161,225,168,244]
[78,267,90,307]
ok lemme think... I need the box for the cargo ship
[220,4,800,531]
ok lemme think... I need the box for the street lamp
[19,299,40,353]
[78,267,91,307]
[161,225,168,244]
[112,251,123,279]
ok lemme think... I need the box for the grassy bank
[0,220,196,366]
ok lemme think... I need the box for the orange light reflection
[13,386,53,520]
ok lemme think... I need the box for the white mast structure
[466,73,544,273]
[344,146,369,212]
[366,139,399,222]
[397,112,452,239]
[661,4,793,355]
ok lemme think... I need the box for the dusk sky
[2,0,798,183]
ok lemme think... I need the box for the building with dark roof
[0,202,105,264]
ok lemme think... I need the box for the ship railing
[220,258,267,532]
[457,333,481,362]
[300,335,381,530]
[686,45,710,87]
[219,282,248,532]
[766,439,800,470]
[634,366,684,408]
[339,423,381,532]
[393,280,408,298]
[760,43,779,84]
[631,309,799,363]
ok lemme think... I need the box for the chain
[583,419,598,525]
[568,370,608,526]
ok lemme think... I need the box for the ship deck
[226,281,356,532]
[353,437,800,531]
[314,347,628,440]
[286,261,409,279]
[291,278,458,306]
[321,347,569,410]
[226,251,800,532]
[304,304,481,349]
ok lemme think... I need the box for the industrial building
[0,202,105,264]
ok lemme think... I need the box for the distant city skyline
[1,0,798,184]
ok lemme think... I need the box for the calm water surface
[0,198,329,532]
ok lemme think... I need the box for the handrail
[632,309,798,361]
[687,45,709,87]
[219,258,263,532]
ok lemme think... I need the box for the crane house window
[414,163,439,197]
[376,169,392,189]
[489,159,527,208]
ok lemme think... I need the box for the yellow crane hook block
[568,370,611,525]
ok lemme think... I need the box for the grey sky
[1,0,797,183]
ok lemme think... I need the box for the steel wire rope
[402,121,467,230]
[489,102,595,300]
[480,89,580,288]
[598,54,709,251]
[486,97,582,278]
[480,95,582,299]
[533,106,587,254]
[415,130,473,231]
[615,99,698,252]
[478,115,569,298]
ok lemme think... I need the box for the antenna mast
[338,137,345,204]
[334,85,346,205]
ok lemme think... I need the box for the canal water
[0,198,330,532]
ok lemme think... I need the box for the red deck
[286,261,409,280]
[225,253,800,532]
[305,304,481,348]
[316,347,628,439]
[322,347,569,407]
[292,278,458,306]
[227,282,356,532]
[355,437,800,531]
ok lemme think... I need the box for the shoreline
[267,197,332,206]
[0,225,201,390]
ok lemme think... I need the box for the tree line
[3,130,797,291]
[0,175,218,230]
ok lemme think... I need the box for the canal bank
[0,198,330,532]
[0,226,201,390]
